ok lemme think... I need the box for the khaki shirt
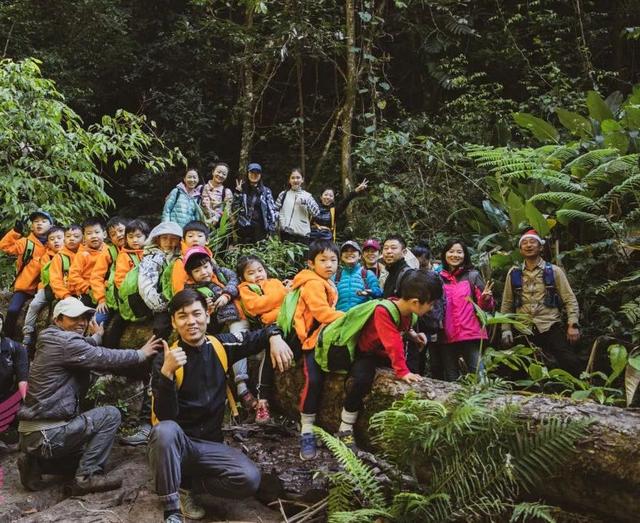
[500,258,579,333]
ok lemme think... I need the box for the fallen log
[274,366,640,522]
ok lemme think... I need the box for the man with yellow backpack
[148,289,294,523]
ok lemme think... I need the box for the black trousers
[531,322,582,376]
[343,355,389,413]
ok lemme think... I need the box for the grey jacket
[18,326,143,422]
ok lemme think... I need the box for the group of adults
[162,162,368,245]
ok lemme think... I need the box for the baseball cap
[362,239,381,251]
[53,297,96,318]
[184,246,212,273]
[29,209,53,224]
[247,163,262,173]
[340,240,362,253]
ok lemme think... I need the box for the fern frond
[581,155,640,187]
[510,501,557,522]
[555,209,613,230]
[621,297,640,325]
[528,192,599,212]
[597,173,640,206]
[511,418,590,491]
[594,270,640,294]
[564,148,619,177]
[315,428,387,510]
[390,492,451,523]
[328,507,393,523]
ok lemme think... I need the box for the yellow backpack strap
[151,341,183,426]
[330,207,336,239]
[207,335,239,418]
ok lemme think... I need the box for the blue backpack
[510,262,562,309]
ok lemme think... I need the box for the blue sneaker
[299,433,317,460]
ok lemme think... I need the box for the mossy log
[274,365,640,522]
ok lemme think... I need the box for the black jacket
[0,337,28,400]
[233,183,278,235]
[383,259,411,298]
[152,325,281,442]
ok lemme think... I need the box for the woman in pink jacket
[439,239,494,381]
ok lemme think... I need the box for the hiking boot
[337,430,358,453]
[255,399,271,425]
[70,472,122,495]
[120,423,151,446]
[179,488,206,520]
[164,513,184,523]
[18,453,45,491]
[299,433,317,460]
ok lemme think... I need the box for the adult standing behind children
[233,163,278,244]
[310,179,368,242]
[500,229,581,375]
[380,235,412,298]
[162,168,204,228]
[148,289,294,523]
[200,162,233,230]
[16,297,161,494]
[275,168,320,244]
[0,210,53,338]
[439,239,494,381]
[335,240,382,312]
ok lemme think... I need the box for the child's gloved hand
[14,218,27,234]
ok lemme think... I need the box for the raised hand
[89,318,104,337]
[481,281,494,297]
[160,339,187,378]
[140,335,163,358]
[235,179,244,192]
[355,178,369,193]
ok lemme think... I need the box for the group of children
[0,210,445,459]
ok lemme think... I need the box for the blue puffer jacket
[334,263,383,312]
[162,183,204,228]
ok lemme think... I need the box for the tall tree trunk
[340,0,357,196]
[238,5,255,174]
[296,44,306,174]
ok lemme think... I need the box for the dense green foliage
[317,385,589,522]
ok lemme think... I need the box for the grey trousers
[19,406,121,478]
[147,420,261,512]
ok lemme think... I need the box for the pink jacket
[440,268,494,343]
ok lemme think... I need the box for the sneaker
[255,399,271,425]
[299,433,317,460]
[70,472,122,495]
[18,453,45,491]
[337,430,358,453]
[165,513,184,523]
[239,390,258,411]
[120,423,151,446]
[179,488,206,520]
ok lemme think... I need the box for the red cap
[183,246,211,268]
[362,239,381,251]
[519,229,545,246]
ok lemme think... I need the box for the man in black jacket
[148,289,294,523]
[17,297,161,494]
[381,234,412,298]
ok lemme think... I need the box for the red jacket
[357,299,412,378]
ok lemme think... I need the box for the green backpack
[104,244,120,309]
[41,253,71,302]
[239,283,264,328]
[117,254,151,321]
[315,299,416,373]
[161,259,179,302]
[276,287,302,339]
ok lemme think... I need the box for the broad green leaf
[603,131,630,153]
[586,91,614,122]
[555,108,592,139]
[606,344,628,385]
[524,201,550,236]
[506,191,527,232]
[513,112,559,143]
[625,352,640,406]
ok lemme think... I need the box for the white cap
[53,297,96,319]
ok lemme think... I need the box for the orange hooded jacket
[292,269,343,350]
[114,248,144,288]
[238,278,287,326]
[0,230,47,293]
[68,243,107,296]
[46,246,76,299]
[90,244,120,305]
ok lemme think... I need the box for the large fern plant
[316,385,589,522]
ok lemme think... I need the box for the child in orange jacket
[20,226,65,348]
[170,220,213,295]
[91,216,128,326]
[293,240,344,460]
[236,255,289,423]
[47,224,83,301]
[0,210,53,338]
[67,217,107,314]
